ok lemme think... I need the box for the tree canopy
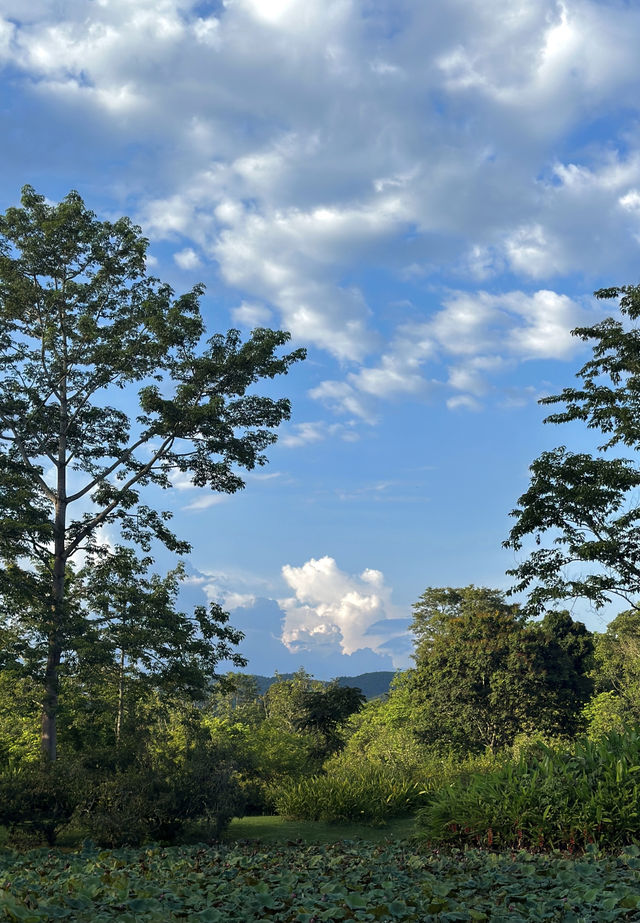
[504,284,640,615]
[406,586,593,752]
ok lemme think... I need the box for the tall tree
[292,681,366,757]
[0,186,305,760]
[504,284,640,616]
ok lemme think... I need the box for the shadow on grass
[223,815,416,845]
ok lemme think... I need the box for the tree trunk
[42,547,65,762]
[42,344,68,762]
[116,646,125,744]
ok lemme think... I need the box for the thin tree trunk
[42,524,65,762]
[116,646,125,744]
[42,332,68,762]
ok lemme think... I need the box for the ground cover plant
[3,840,640,922]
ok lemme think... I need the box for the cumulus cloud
[310,287,588,413]
[279,556,410,667]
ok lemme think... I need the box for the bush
[75,745,245,846]
[416,725,640,851]
[271,766,426,824]
[203,716,323,814]
[0,761,83,845]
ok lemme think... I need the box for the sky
[1,0,640,679]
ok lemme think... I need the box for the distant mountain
[333,671,397,699]
[248,671,396,700]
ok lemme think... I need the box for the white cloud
[504,224,567,278]
[200,577,256,611]
[308,380,377,423]
[174,247,201,270]
[279,555,407,666]
[279,420,358,447]
[446,394,482,411]
[5,0,640,422]
[182,493,229,511]
[230,300,273,327]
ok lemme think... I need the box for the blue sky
[2,0,640,678]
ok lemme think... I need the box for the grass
[223,813,415,844]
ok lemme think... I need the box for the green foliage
[0,706,248,848]
[56,548,248,751]
[417,726,640,852]
[0,760,82,845]
[262,668,321,731]
[4,840,640,922]
[505,283,640,615]
[206,673,265,725]
[583,691,628,738]
[407,586,593,752]
[0,672,39,767]
[75,749,244,847]
[326,697,430,777]
[203,715,321,813]
[224,813,415,844]
[592,611,640,717]
[262,670,365,761]
[271,766,426,823]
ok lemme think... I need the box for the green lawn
[223,814,415,844]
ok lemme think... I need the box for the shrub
[0,761,83,845]
[416,725,640,851]
[203,716,323,814]
[271,766,426,824]
[75,745,245,846]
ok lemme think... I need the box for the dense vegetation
[5,188,640,917]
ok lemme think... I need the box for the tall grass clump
[416,726,640,851]
[272,766,426,824]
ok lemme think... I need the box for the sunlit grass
[223,814,415,844]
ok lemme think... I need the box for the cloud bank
[2,0,638,427]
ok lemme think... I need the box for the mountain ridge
[247,670,396,700]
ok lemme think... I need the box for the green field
[3,818,640,922]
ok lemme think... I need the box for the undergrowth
[416,726,640,852]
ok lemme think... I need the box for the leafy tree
[263,669,322,732]
[325,695,431,776]
[292,681,366,756]
[0,186,305,760]
[407,586,593,752]
[64,547,248,747]
[505,284,640,616]
[263,670,366,759]
[589,610,640,728]
[206,672,265,725]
